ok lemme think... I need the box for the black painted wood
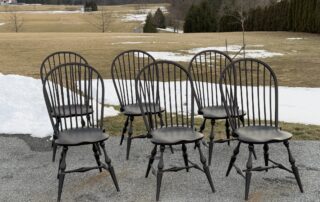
[40,51,89,162]
[135,60,215,201]
[111,50,163,160]
[43,63,119,201]
[220,58,303,200]
[188,50,244,165]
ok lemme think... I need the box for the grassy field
[103,114,320,141]
[0,5,319,140]
[0,4,165,32]
[0,32,319,87]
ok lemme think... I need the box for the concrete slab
[0,134,319,202]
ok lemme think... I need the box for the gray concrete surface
[0,134,319,202]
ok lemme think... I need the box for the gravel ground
[0,134,319,202]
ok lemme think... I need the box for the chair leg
[96,143,102,155]
[146,145,157,178]
[225,120,231,146]
[156,145,165,201]
[208,119,216,166]
[195,119,207,150]
[196,141,215,193]
[100,141,120,192]
[284,141,304,193]
[252,147,258,160]
[199,118,207,133]
[169,145,174,154]
[182,144,189,172]
[57,146,68,202]
[245,144,254,200]
[226,142,241,177]
[263,144,269,172]
[52,142,57,162]
[126,116,134,160]
[120,116,129,145]
[93,144,102,172]
[158,113,164,127]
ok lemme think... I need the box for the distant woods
[143,8,166,33]
[183,0,320,33]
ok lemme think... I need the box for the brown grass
[103,114,320,141]
[0,4,166,33]
[0,32,319,87]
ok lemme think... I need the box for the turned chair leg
[195,119,207,150]
[100,141,120,192]
[199,118,206,133]
[52,142,57,162]
[126,116,134,160]
[57,146,68,202]
[182,144,189,172]
[156,145,165,201]
[225,120,231,146]
[208,119,216,166]
[158,113,164,127]
[226,142,241,176]
[245,144,254,200]
[92,144,102,172]
[284,141,304,193]
[196,141,215,193]
[146,145,157,178]
[263,144,269,172]
[120,116,129,145]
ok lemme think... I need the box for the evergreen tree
[183,0,218,33]
[143,13,157,33]
[153,8,166,29]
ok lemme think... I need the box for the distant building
[0,0,17,4]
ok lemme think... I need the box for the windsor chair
[43,63,120,202]
[111,50,165,160]
[220,58,303,200]
[40,51,91,162]
[188,50,245,165]
[136,60,215,201]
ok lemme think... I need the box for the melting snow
[1,73,319,138]
[157,27,184,34]
[188,45,283,59]
[90,79,320,126]
[0,10,83,14]
[148,51,194,62]
[111,41,145,45]
[122,6,167,22]
[287,38,303,40]
[0,73,118,138]
[148,45,283,62]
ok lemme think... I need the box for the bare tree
[134,0,147,12]
[231,4,247,58]
[224,0,255,58]
[8,12,24,33]
[87,6,111,33]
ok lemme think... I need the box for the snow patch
[0,74,118,138]
[122,6,167,22]
[157,27,184,34]
[113,35,154,38]
[91,79,320,126]
[111,41,145,45]
[287,38,303,40]
[0,10,83,14]
[0,22,5,26]
[188,45,283,58]
[148,51,194,62]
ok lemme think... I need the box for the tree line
[143,8,166,33]
[17,0,163,5]
[184,0,320,34]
